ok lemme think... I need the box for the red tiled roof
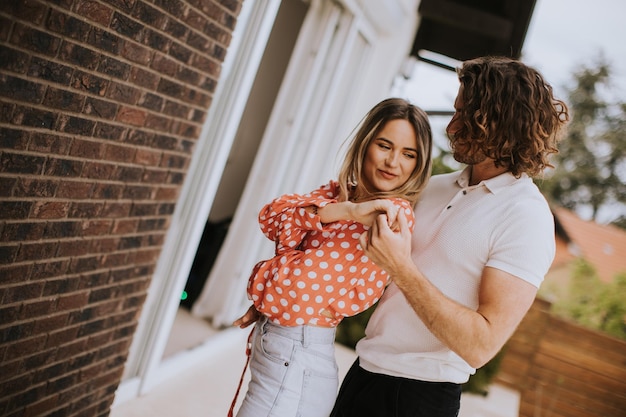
[551,207,626,283]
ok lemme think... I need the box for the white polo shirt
[356,167,555,383]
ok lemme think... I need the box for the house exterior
[0,0,425,414]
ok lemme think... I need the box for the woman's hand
[350,199,399,228]
[233,304,260,328]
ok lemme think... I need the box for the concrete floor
[110,308,520,417]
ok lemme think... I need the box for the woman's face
[362,119,418,193]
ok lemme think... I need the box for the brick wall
[0,0,242,415]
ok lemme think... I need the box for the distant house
[544,206,626,300]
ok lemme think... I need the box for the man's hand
[359,208,412,274]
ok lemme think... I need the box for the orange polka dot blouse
[247,181,416,328]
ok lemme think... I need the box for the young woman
[230,98,433,417]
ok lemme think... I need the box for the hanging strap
[227,328,254,417]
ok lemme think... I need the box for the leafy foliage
[551,259,626,340]
[538,58,626,228]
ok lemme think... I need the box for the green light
[181,290,188,300]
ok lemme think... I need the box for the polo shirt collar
[455,166,527,194]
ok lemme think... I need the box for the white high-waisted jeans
[236,316,338,417]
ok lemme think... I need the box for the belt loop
[302,326,310,348]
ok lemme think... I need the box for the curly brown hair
[454,56,569,177]
[338,98,433,206]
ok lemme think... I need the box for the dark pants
[330,359,461,417]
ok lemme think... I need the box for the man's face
[446,88,486,165]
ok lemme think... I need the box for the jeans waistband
[260,316,336,347]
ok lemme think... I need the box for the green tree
[539,58,626,227]
[552,259,626,340]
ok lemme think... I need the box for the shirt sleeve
[258,181,338,253]
[326,198,416,319]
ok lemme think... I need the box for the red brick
[116,106,146,126]
[29,133,72,155]
[107,81,141,105]
[81,220,113,236]
[34,313,69,334]
[8,0,49,25]
[90,237,120,253]
[43,86,86,112]
[46,326,79,348]
[87,27,121,54]
[0,201,32,219]
[0,74,46,104]
[68,202,104,218]
[93,182,124,199]
[132,1,166,26]
[98,56,131,80]
[57,114,96,136]
[70,139,104,159]
[43,276,80,296]
[11,23,62,56]
[104,144,136,163]
[84,97,119,119]
[0,244,20,264]
[129,67,159,89]
[132,248,161,264]
[81,161,115,180]
[71,70,109,96]
[44,157,83,177]
[57,240,91,257]
[56,180,94,199]
[31,201,70,219]
[119,39,152,65]
[59,41,100,71]
[57,292,90,312]
[122,185,153,199]
[1,151,45,174]
[134,148,162,165]
[150,53,178,76]
[28,56,74,86]
[138,92,164,112]
[47,9,90,42]
[162,16,188,40]
[144,113,171,131]
[169,42,192,64]
[112,161,143,183]
[154,186,179,201]
[161,153,188,169]
[141,168,167,183]
[182,7,205,32]
[23,395,59,417]
[14,178,58,198]
[5,334,47,360]
[112,219,138,234]
[30,259,71,280]
[101,202,132,218]
[16,242,58,262]
[76,0,114,25]
[94,122,127,140]
[0,220,46,241]
[0,263,32,283]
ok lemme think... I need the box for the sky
[401,0,626,109]
[396,0,626,223]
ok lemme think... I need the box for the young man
[330,56,569,417]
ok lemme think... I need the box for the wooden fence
[495,298,626,417]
